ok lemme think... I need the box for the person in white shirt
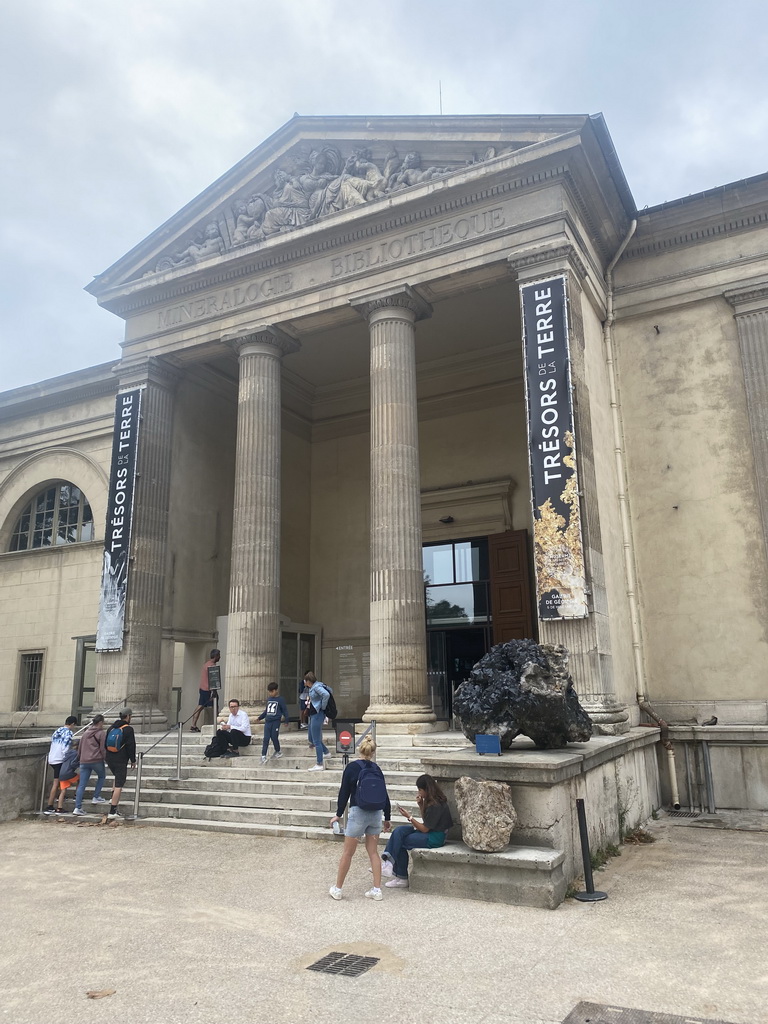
[209,699,252,758]
[44,716,78,814]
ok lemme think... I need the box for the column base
[582,700,631,736]
[94,704,168,733]
[362,704,437,724]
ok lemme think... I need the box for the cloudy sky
[2,0,767,392]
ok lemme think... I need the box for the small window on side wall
[8,481,94,551]
[18,651,44,711]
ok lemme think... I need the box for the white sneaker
[73,808,87,816]
[91,797,108,804]
[381,857,394,878]
[260,756,267,764]
[385,877,409,888]
[329,886,343,901]
[365,887,384,901]
[273,751,283,759]
[307,764,325,772]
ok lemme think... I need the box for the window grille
[19,652,44,710]
[9,482,94,551]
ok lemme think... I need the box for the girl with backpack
[328,734,391,901]
[379,774,453,889]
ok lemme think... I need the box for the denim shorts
[345,805,383,838]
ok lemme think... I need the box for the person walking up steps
[104,708,136,819]
[328,734,391,901]
[304,671,334,771]
[43,716,78,814]
[73,714,107,815]
[190,649,220,732]
[257,683,289,763]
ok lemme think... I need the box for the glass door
[280,628,320,717]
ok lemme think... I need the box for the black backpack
[356,760,388,811]
[322,686,338,721]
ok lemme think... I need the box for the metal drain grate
[667,810,700,818]
[307,952,380,978]
[562,1000,736,1023]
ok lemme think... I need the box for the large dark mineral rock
[453,639,592,749]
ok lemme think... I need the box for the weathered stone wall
[0,739,48,822]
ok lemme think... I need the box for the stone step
[125,799,411,830]
[136,817,388,843]
[119,785,416,816]
[134,775,418,800]
[136,753,429,775]
[137,763,423,785]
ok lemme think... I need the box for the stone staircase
[69,726,470,841]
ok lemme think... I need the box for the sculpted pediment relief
[149,143,516,277]
[89,115,623,297]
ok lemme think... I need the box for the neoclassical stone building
[1,114,766,740]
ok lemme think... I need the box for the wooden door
[489,529,535,644]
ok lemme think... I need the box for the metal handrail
[37,693,136,813]
[133,692,219,819]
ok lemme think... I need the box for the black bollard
[573,798,608,902]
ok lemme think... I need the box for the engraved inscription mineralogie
[329,207,506,279]
[157,272,293,329]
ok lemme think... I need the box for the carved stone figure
[453,639,592,749]
[387,152,450,191]
[153,143,502,272]
[454,776,518,852]
[156,221,226,271]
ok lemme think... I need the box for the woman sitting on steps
[380,774,453,889]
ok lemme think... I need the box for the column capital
[507,242,588,284]
[114,355,182,393]
[351,284,432,323]
[223,325,300,358]
[724,279,768,315]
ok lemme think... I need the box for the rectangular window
[19,651,44,710]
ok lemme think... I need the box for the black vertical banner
[96,388,142,651]
[520,275,588,619]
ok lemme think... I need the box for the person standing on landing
[73,714,108,815]
[305,671,332,771]
[380,774,453,889]
[257,683,289,763]
[328,735,391,901]
[104,709,137,819]
[44,716,78,814]
[190,648,221,732]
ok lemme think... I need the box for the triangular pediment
[88,114,620,300]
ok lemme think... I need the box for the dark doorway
[427,627,489,721]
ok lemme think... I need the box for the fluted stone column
[725,283,768,568]
[224,326,300,709]
[354,286,436,724]
[93,357,179,727]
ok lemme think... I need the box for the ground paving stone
[1,816,765,1024]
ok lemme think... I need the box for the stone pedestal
[224,327,299,711]
[93,358,179,728]
[354,287,435,724]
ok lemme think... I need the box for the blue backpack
[106,724,126,753]
[355,760,387,811]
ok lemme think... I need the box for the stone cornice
[724,280,768,314]
[224,325,301,358]
[0,374,118,422]
[352,284,432,323]
[624,207,768,262]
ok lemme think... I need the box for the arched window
[9,482,94,551]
